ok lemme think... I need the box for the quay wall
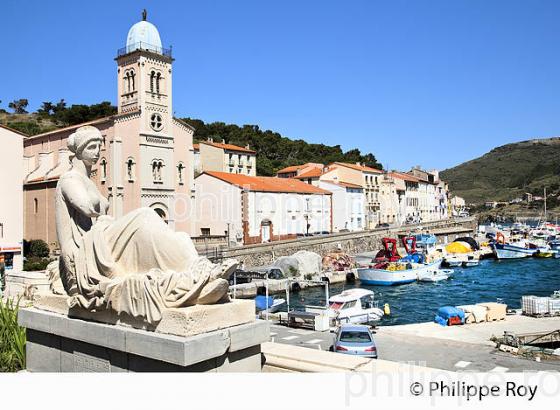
[222,217,477,267]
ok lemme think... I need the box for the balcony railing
[117,42,172,58]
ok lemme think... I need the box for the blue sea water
[288,258,560,326]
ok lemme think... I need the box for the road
[270,324,560,372]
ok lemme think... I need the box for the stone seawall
[222,217,477,267]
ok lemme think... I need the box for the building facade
[0,125,24,272]
[194,172,332,245]
[194,138,256,176]
[318,180,364,232]
[22,15,197,249]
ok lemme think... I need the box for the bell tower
[115,10,174,135]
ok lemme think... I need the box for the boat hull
[493,243,536,259]
[358,260,442,286]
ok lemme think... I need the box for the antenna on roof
[142,9,147,21]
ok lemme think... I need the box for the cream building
[320,162,383,229]
[318,180,364,232]
[0,125,24,273]
[194,138,256,176]
[23,14,197,249]
[194,171,332,245]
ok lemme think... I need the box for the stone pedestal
[18,305,270,372]
[4,270,50,298]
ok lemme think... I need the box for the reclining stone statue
[55,125,236,324]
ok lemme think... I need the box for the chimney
[245,144,250,150]
[207,137,213,143]
[222,138,226,144]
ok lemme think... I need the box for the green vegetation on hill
[441,138,560,205]
[0,99,116,136]
[182,118,381,176]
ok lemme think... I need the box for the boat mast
[544,187,547,223]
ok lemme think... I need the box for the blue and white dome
[126,19,162,54]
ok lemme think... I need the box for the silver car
[331,324,378,359]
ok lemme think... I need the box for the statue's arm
[60,177,101,218]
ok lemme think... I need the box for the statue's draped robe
[56,172,224,323]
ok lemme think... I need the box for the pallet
[522,312,560,318]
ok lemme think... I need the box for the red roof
[293,167,324,179]
[276,164,308,174]
[203,171,331,194]
[320,180,363,189]
[329,162,383,173]
[200,141,256,154]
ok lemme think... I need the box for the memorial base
[18,307,270,372]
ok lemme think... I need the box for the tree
[8,99,29,114]
[37,101,55,117]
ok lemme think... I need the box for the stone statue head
[68,126,103,166]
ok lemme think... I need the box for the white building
[0,125,24,273]
[194,171,332,245]
[318,180,365,232]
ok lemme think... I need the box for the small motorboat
[327,288,384,324]
[255,295,286,313]
[462,255,479,267]
[418,269,453,282]
[444,256,463,267]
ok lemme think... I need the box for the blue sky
[1,0,559,171]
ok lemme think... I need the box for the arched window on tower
[152,159,164,183]
[130,70,135,91]
[126,157,136,182]
[156,72,161,94]
[177,162,185,185]
[100,158,107,182]
[157,160,164,181]
[150,71,155,93]
[34,198,38,214]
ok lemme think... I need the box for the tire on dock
[346,271,356,283]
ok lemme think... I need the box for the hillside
[0,101,381,177]
[441,138,560,204]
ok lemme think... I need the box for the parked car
[330,324,378,359]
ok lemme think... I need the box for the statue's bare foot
[210,259,239,281]
[197,278,229,304]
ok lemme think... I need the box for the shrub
[23,256,52,272]
[29,239,49,258]
[0,298,26,372]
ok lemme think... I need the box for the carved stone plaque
[73,352,111,372]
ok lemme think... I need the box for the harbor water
[288,258,560,326]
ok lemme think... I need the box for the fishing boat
[444,255,463,267]
[491,232,537,259]
[358,259,442,285]
[327,288,384,324]
[418,268,454,282]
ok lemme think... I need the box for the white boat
[418,269,454,282]
[444,256,463,267]
[357,260,442,286]
[492,242,537,259]
[327,288,384,324]
[255,295,286,313]
[462,255,479,267]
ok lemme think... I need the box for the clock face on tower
[150,113,163,131]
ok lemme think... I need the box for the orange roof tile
[200,141,256,154]
[293,167,324,179]
[276,164,308,174]
[320,180,363,189]
[330,162,383,173]
[203,171,331,194]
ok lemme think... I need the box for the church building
[23,13,197,249]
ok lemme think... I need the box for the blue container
[436,306,465,321]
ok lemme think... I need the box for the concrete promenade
[267,314,560,372]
